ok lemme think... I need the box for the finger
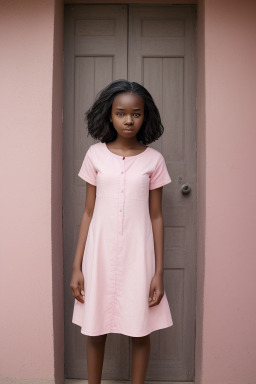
[81,280,85,296]
[154,291,160,305]
[148,286,154,304]
[74,287,84,303]
[149,288,156,306]
[76,294,84,304]
[149,291,156,306]
[77,295,84,304]
[149,290,162,307]
[73,286,80,298]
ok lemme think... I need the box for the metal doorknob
[181,183,191,194]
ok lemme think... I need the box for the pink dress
[72,141,173,337]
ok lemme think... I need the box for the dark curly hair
[85,79,164,145]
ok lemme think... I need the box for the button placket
[119,157,125,235]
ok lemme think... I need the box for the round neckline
[104,142,149,158]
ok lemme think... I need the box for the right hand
[70,268,85,303]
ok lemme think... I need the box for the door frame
[52,0,206,382]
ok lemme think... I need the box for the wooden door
[63,4,197,382]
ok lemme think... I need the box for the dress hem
[72,318,173,337]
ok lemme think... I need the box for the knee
[131,334,150,345]
[87,334,107,345]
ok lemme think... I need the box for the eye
[116,112,141,117]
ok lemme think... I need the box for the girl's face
[109,92,145,139]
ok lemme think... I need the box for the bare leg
[87,334,107,384]
[131,334,150,384]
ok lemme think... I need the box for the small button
[121,171,124,174]
[121,190,124,193]
[120,209,122,212]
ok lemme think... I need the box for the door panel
[129,6,197,380]
[63,4,197,381]
[63,5,129,380]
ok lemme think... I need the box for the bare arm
[70,182,96,303]
[149,187,164,275]
[148,187,165,306]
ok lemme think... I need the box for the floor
[65,381,194,384]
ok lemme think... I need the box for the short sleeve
[149,154,172,190]
[78,146,97,186]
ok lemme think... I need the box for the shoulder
[146,146,166,163]
[88,142,102,151]
[87,142,104,156]
[147,146,163,156]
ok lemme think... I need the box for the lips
[123,128,134,132]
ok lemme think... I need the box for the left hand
[148,272,164,307]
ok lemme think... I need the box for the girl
[70,79,173,383]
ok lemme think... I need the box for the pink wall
[1,0,256,383]
[196,0,256,383]
[195,0,206,382]
[0,0,63,383]
[51,0,64,383]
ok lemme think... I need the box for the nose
[125,115,133,125]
